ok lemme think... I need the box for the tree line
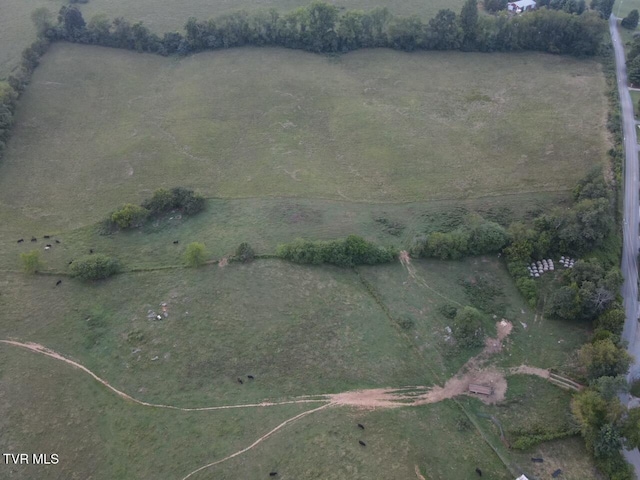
[37,0,606,57]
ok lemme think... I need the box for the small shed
[469,384,493,395]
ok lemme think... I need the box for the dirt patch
[509,365,550,379]
[218,257,228,267]
[415,465,427,480]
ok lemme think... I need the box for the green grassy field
[0,44,608,231]
[0,28,611,479]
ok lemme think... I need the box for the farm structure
[508,0,537,13]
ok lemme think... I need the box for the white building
[507,0,537,13]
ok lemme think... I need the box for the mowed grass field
[0,45,608,230]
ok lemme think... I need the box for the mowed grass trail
[0,45,607,229]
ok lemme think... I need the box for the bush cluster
[451,306,485,348]
[277,235,397,267]
[70,254,120,280]
[411,217,509,260]
[142,187,205,216]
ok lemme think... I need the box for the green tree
[426,9,462,50]
[578,339,633,380]
[235,242,255,263]
[71,254,120,281]
[545,285,579,320]
[622,407,640,450]
[592,375,629,401]
[452,306,485,348]
[184,242,208,267]
[629,55,640,87]
[20,250,43,274]
[622,9,639,29]
[111,203,149,229]
[31,7,54,37]
[460,0,479,47]
[594,307,626,337]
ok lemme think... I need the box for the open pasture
[0,345,516,480]
[0,44,608,230]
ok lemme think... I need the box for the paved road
[610,14,640,476]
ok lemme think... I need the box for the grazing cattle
[237,377,243,384]
[56,280,62,286]
[357,423,365,430]
[44,235,50,239]
[173,240,179,244]
[44,246,50,250]
[17,239,24,243]
[68,260,73,265]
[89,249,94,254]
[31,237,37,242]
[55,239,60,244]
[269,473,278,477]
[475,468,482,476]
[358,440,366,446]
[247,375,254,379]
[531,458,544,463]
[552,469,562,478]
[46,244,52,248]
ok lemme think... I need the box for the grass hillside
[0,45,607,230]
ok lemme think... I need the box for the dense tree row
[42,1,606,57]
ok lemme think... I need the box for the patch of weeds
[374,216,405,236]
[455,415,472,431]
[438,303,458,319]
[83,306,109,349]
[460,274,506,316]
[126,329,145,345]
[396,314,415,330]
[476,205,514,227]
[421,206,468,234]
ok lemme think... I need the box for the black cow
[89,249,94,254]
[247,375,254,379]
[173,240,179,244]
[55,239,60,244]
[269,473,278,477]
[531,458,543,463]
[552,469,562,478]
[44,235,50,239]
[358,440,366,446]
[357,423,365,430]
[17,239,24,243]
[475,468,482,476]
[56,280,62,286]
[237,377,243,384]
[46,244,52,248]
[31,237,37,242]
[68,260,73,265]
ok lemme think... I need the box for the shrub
[235,242,255,263]
[20,250,43,274]
[631,379,640,398]
[452,306,485,348]
[71,254,120,280]
[184,242,208,267]
[142,187,206,216]
[578,339,633,380]
[396,314,415,330]
[438,303,458,319]
[622,9,639,29]
[110,203,149,229]
[277,235,397,267]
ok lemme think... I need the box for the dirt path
[1,332,558,479]
[399,251,463,306]
[180,403,333,480]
